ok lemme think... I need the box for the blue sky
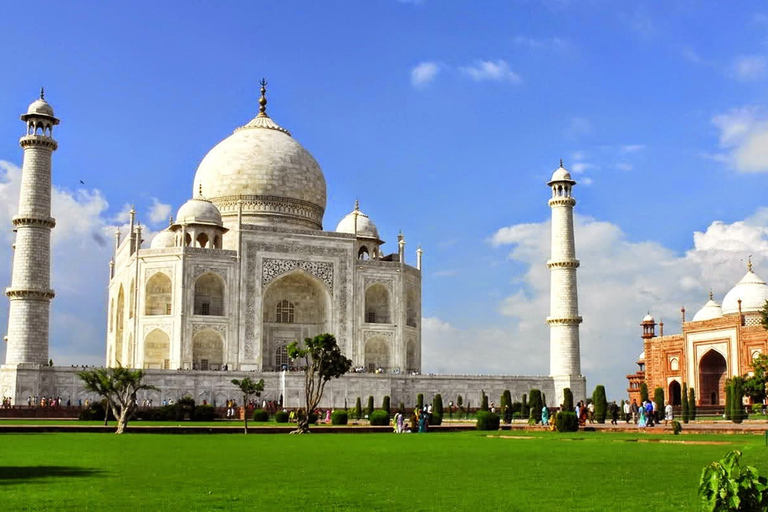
[2,1,768,399]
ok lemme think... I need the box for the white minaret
[547,160,585,404]
[4,89,59,366]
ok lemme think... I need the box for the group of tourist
[25,396,69,408]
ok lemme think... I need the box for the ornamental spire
[40,87,45,100]
[258,78,268,118]
[748,254,753,272]
[709,289,714,301]
[560,158,564,168]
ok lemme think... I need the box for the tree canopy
[77,366,157,434]
[231,377,265,434]
[287,333,352,433]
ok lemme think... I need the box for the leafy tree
[725,379,732,421]
[640,382,649,404]
[528,389,543,423]
[231,377,265,434]
[689,388,697,421]
[653,387,665,424]
[743,353,768,403]
[699,450,768,511]
[382,395,391,416]
[562,388,574,412]
[355,397,362,420]
[287,333,352,433]
[456,394,463,414]
[366,396,374,416]
[682,383,690,423]
[592,385,607,424]
[481,390,489,411]
[77,366,158,434]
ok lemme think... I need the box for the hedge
[331,410,348,425]
[369,410,390,426]
[475,411,500,431]
[274,410,289,423]
[555,411,579,432]
[252,409,270,422]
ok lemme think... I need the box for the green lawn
[1,430,766,511]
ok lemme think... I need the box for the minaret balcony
[19,135,57,150]
[546,316,583,325]
[547,259,580,269]
[12,215,56,228]
[5,288,55,300]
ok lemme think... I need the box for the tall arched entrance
[699,350,727,405]
[668,380,682,406]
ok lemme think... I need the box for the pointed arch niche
[699,349,727,406]
[194,273,225,316]
[144,329,170,369]
[192,329,224,370]
[365,283,390,324]
[145,273,172,316]
[364,338,391,373]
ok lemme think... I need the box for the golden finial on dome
[40,87,45,100]
[709,289,714,301]
[169,216,174,227]
[258,78,268,118]
[560,158,564,168]
[355,198,360,211]
[748,254,753,272]
[199,183,204,198]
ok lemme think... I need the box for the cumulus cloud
[731,55,767,82]
[513,35,567,50]
[410,61,440,88]
[620,144,645,153]
[0,161,158,366]
[459,60,522,84]
[148,197,172,225]
[712,106,768,172]
[430,209,768,398]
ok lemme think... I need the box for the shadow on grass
[0,466,103,485]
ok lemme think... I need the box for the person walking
[664,401,673,426]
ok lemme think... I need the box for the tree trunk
[115,408,131,434]
[103,400,110,426]
[293,417,310,434]
[243,415,248,435]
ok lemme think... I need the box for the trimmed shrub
[369,410,390,426]
[398,402,405,414]
[671,420,682,435]
[528,389,543,423]
[521,394,528,418]
[331,410,348,425]
[640,382,649,404]
[430,413,443,426]
[731,377,745,424]
[252,409,269,422]
[417,393,424,411]
[475,411,500,431]
[682,383,690,423]
[366,396,374,416]
[592,385,607,424]
[501,390,512,423]
[382,396,391,416]
[563,388,574,412]
[274,410,289,423]
[193,404,215,422]
[433,394,443,418]
[725,379,732,421]
[355,397,362,420]
[653,387,665,423]
[555,411,579,432]
[689,388,697,421]
[481,390,489,412]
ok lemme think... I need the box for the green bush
[699,450,768,511]
[563,388,574,412]
[433,393,443,418]
[369,410,390,426]
[689,388,697,421]
[430,413,443,426]
[355,397,362,420]
[640,382,649,404]
[193,404,216,422]
[274,410,289,423]
[528,389,543,423]
[555,411,579,432]
[730,377,746,424]
[366,396,374,416]
[475,410,500,431]
[682,383,690,423]
[521,393,528,418]
[653,387,665,423]
[252,409,269,422]
[79,400,115,421]
[331,410,348,425]
[382,396,391,416]
[308,412,319,424]
[593,385,607,424]
[481,390,489,412]
[671,420,682,435]
[417,393,424,411]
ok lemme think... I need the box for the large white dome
[692,295,723,322]
[722,269,768,316]
[192,88,326,230]
[336,201,380,240]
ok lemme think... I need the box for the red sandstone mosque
[627,260,768,406]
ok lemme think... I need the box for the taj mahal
[1,84,586,409]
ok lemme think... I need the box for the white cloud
[712,106,768,172]
[148,197,172,225]
[410,61,440,88]
[731,55,767,81]
[459,60,522,84]
[571,162,595,174]
[620,144,645,153]
[564,117,592,139]
[615,163,633,172]
[470,209,768,398]
[513,36,567,50]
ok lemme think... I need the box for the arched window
[364,338,391,373]
[145,273,172,316]
[365,283,390,323]
[406,288,418,327]
[144,329,170,369]
[276,300,295,323]
[358,246,370,260]
[197,233,209,248]
[184,233,192,247]
[193,330,224,371]
[275,344,290,370]
[194,273,225,316]
[669,357,679,371]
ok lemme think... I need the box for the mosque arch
[668,380,682,406]
[406,288,418,327]
[358,246,370,260]
[194,273,225,316]
[364,338,391,373]
[115,285,125,365]
[406,338,418,372]
[192,329,224,370]
[145,272,172,316]
[196,232,209,248]
[699,349,727,405]
[365,283,390,324]
[144,329,170,369]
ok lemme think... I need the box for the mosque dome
[721,266,768,316]
[548,160,575,184]
[150,229,176,249]
[692,293,723,322]
[176,197,223,227]
[336,201,380,240]
[192,81,326,230]
[25,98,55,117]
[642,314,654,323]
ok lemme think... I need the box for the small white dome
[336,201,380,240]
[638,351,645,361]
[692,295,723,322]
[26,98,54,117]
[642,314,654,323]
[150,229,176,249]
[722,269,768,315]
[176,198,223,227]
[548,161,575,185]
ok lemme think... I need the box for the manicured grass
[2,430,767,511]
